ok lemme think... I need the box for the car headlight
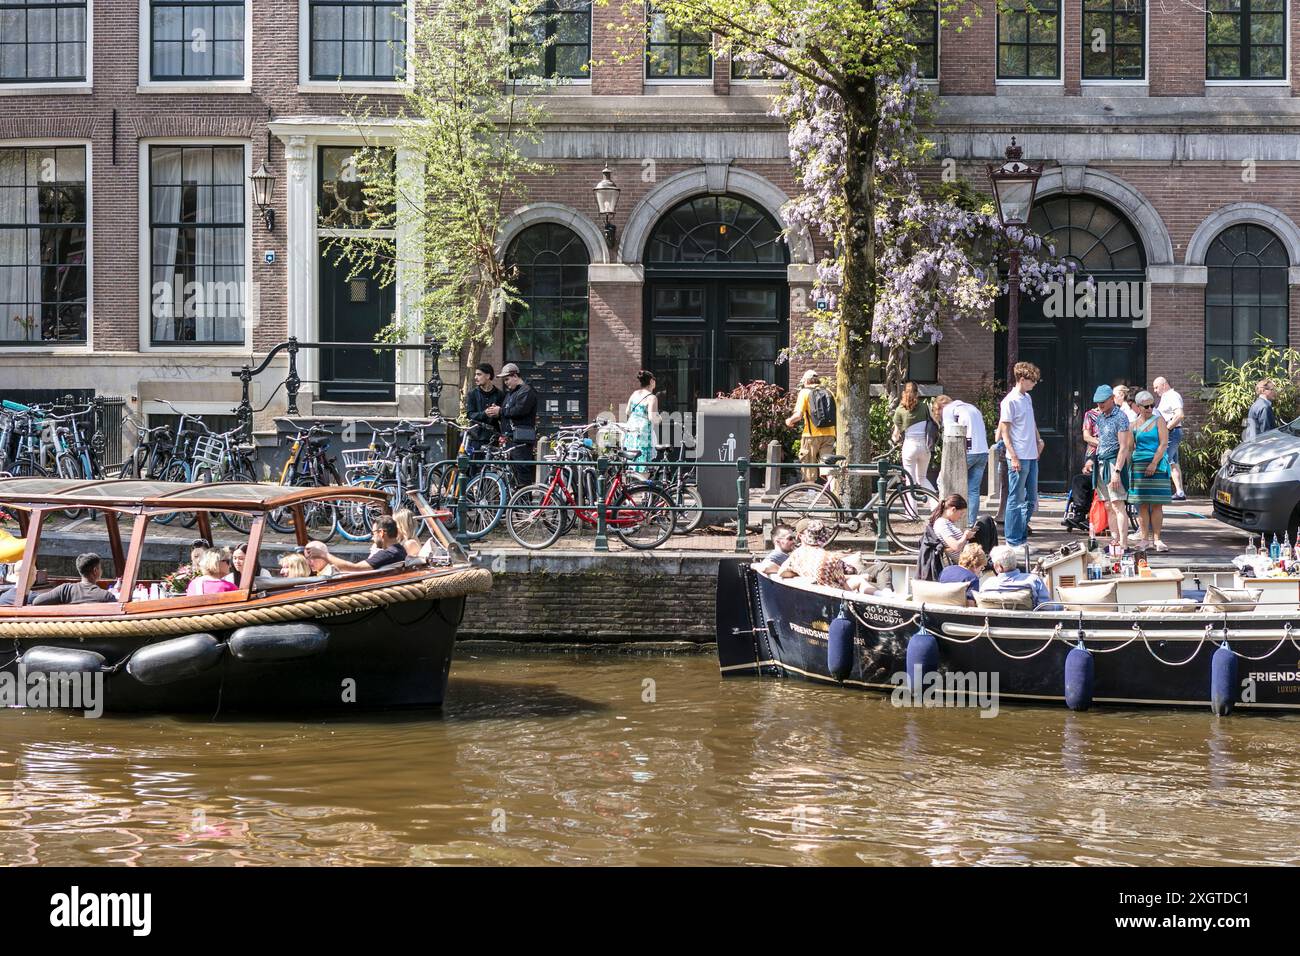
[1261,453,1298,473]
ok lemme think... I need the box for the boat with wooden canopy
[0,477,491,712]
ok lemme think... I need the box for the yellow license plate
[1217,489,1231,504]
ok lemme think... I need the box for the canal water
[0,651,1296,866]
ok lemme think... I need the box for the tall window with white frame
[151,0,245,81]
[510,0,592,79]
[0,147,88,344]
[1204,224,1289,381]
[0,0,87,82]
[646,4,711,79]
[1207,0,1285,80]
[1082,0,1144,80]
[149,145,246,346]
[997,0,1060,79]
[906,0,939,80]
[309,0,406,81]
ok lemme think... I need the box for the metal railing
[439,453,917,554]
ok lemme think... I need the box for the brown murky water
[0,651,1296,866]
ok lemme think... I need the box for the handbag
[511,426,538,443]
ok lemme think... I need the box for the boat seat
[255,575,330,592]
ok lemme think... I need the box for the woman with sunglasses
[1129,389,1171,552]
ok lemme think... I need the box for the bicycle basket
[192,434,224,471]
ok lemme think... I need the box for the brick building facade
[2,1,1299,487]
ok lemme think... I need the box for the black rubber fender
[228,623,328,662]
[126,633,223,685]
[22,646,107,674]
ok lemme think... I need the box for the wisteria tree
[646,0,1072,500]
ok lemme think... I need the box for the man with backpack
[785,370,837,483]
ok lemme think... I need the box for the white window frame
[297,0,414,93]
[137,139,254,355]
[994,0,1064,87]
[1204,0,1291,87]
[137,0,253,92]
[1080,0,1150,86]
[0,139,93,353]
[0,0,94,96]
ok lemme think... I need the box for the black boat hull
[717,559,1300,713]
[0,595,464,713]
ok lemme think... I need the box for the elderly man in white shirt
[1152,377,1186,501]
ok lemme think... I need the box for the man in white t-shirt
[1152,376,1186,501]
[997,361,1045,548]
[934,395,989,522]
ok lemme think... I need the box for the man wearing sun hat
[784,369,837,483]
[1092,383,1134,550]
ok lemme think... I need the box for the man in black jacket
[487,363,538,487]
[462,363,503,470]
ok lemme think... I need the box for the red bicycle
[505,448,676,550]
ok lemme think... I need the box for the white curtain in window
[150,147,183,343]
[207,147,244,343]
[0,150,41,342]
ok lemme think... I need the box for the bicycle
[119,422,177,480]
[505,447,675,550]
[190,422,261,533]
[266,423,341,541]
[770,447,940,553]
[644,441,703,534]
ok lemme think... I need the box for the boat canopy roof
[0,477,390,513]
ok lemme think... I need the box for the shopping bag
[1088,491,1109,536]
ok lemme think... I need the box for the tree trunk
[883,345,906,402]
[836,79,879,508]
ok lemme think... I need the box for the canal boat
[0,478,491,713]
[716,557,1300,714]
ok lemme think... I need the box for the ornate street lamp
[249,160,277,232]
[986,138,1042,371]
[593,164,620,247]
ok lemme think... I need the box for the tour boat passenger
[979,545,1049,608]
[393,509,423,557]
[303,541,338,578]
[186,549,239,596]
[930,494,975,562]
[758,526,799,574]
[278,553,312,578]
[319,516,408,573]
[938,543,988,606]
[30,552,115,605]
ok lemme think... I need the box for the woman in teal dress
[624,370,658,471]
[1128,389,1171,551]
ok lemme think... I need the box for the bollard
[939,423,969,524]
[735,458,750,553]
[874,459,891,556]
[995,444,1008,525]
[762,440,783,500]
[454,453,471,547]
[594,456,610,552]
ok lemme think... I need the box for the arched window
[1205,223,1289,381]
[505,222,589,364]
[1030,195,1145,274]
[646,194,786,267]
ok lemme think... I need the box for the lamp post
[249,160,277,232]
[593,164,620,248]
[986,138,1042,372]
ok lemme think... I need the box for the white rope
[983,620,1061,660]
[1216,620,1293,661]
[1135,623,1209,666]
[1072,623,1141,655]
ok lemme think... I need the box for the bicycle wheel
[424,462,457,508]
[54,453,85,520]
[462,471,507,539]
[219,462,257,533]
[303,498,339,543]
[611,484,675,550]
[336,479,377,542]
[152,461,192,527]
[885,484,940,553]
[673,484,704,534]
[771,482,844,545]
[505,483,564,550]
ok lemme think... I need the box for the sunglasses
[1140,404,1155,409]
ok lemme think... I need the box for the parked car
[1212,422,1300,537]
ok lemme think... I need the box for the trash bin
[695,399,751,524]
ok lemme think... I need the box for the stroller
[1062,472,1138,534]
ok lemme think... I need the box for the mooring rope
[1215,619,1293,662]
[0,567,492,640]
[1134,622,1208,666]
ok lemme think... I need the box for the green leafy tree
[327,0,552,404]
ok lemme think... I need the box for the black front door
[996,305,1146,490]
[646,279,788,414]
[319,243,396,403]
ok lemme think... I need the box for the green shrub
[1181,340,1300,494]
[718,380,799,463]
